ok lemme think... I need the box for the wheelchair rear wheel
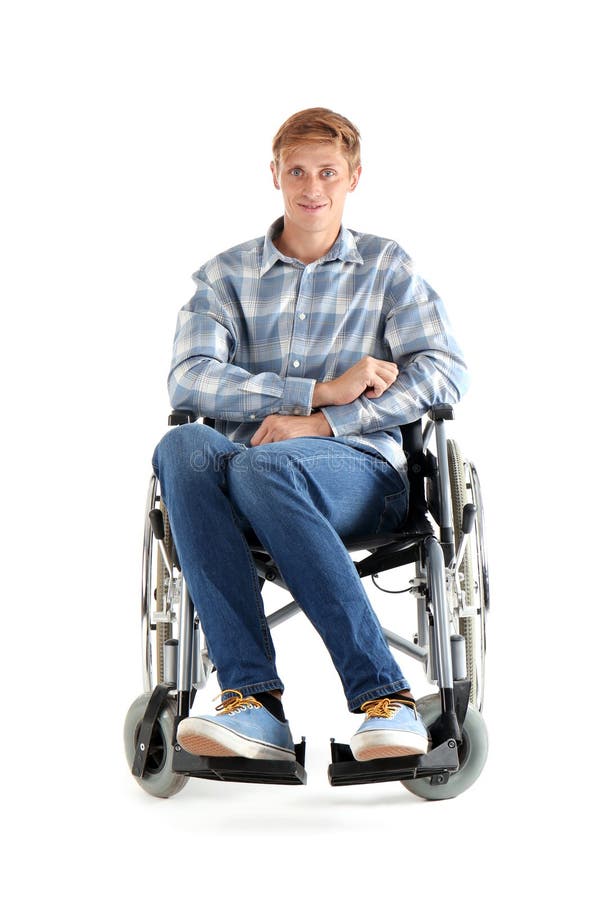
[142,476,178,691]
[124,693,188,798]
[402,693,488,800]
[447,440,489,710]
[154,499,174,680]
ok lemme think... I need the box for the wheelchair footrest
[327,739,459,787]
[172,739,307,785]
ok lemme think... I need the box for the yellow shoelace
[213,689,263,715]
[361,697,417,719]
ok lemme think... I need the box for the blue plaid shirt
[169,217,469,485]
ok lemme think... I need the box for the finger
[257,422,284,444]
[250,423,268,445]
[362,362,397,387]
[363,375,388,398]
[365,357,398,373]
[378,370,398,387]
[366,364,400,396]
[372,369,398,390]
[251,413,282,445]
[375,361,399,379]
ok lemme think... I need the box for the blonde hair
[272,108,361,174]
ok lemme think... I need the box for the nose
[301,174,322,199]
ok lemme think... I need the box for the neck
[275,221,340,265]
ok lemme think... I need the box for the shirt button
[250,414,256,420]
[293,360,300,368]
[298,313,306,320]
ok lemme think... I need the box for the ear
[270,160,280,190]
[349,165,362,192]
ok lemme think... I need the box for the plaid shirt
[169,218,469,483]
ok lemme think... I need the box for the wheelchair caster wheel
[124,693,188,798]
[402,693,488,800]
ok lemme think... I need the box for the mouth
[298,203,327,212]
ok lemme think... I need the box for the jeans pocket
[377,487,409,533]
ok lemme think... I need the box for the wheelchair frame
[126,403,489,800]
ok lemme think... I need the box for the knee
[153,423,223,482]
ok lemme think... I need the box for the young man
[153,108,469,764]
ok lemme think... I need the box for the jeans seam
[228,679,285,696]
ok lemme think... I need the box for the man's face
[271,142,361,238]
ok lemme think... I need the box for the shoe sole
[350,730,430,762]
[177,719,296,762]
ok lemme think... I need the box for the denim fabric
[153,423,412,712]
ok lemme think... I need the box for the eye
[322,169,336,178]
[289,168,303,176]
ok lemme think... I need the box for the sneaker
[176,689,296,761]
[350,697,430,761]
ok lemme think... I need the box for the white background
[2,1,608,896]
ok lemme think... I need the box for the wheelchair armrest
[168,409,218,429]
[428,404,454,421]
[168,409,198,426]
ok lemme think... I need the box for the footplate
[327,739,459,787]
[172,738,307,785]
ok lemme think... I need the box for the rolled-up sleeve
[321,259,470,435]
[168,273,315,420]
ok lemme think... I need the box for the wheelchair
[124,403,490,800]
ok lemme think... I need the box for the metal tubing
[423,420,434,451]
[425,536,454,690]
[416,592,428,652]
[163,639,178,686]
[434,420,454,543]
[156,539,173,578]
[177,577,194,694]
[383,628,428,662]
[266,600,302,629]
[428,622,437,683]
[454,532,468,572]
[191,624,205,688]
[450,634,467,681]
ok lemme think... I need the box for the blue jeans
[152,424,411,712]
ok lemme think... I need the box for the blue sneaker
[176,690,296,761]
[350,697,430,761]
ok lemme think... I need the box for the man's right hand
[312,356,399,407]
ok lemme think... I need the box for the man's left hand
[251,412,332,446]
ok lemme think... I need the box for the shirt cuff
[320,400,368,436]
[280,376,316,415]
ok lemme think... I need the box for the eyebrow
[289,163,340,169]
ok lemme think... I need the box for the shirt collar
[260,216,363,275]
